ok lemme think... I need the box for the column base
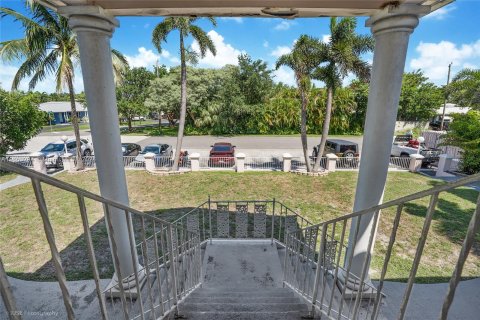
[335,270,379,300]
[104,268,148,300]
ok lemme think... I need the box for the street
[9,130,364,158]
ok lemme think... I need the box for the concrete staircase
[173,239,311,320]
[179,287,308,319]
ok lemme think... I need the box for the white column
[61,153,76,172]
[283,153,292,172]
[60,6,142,290]
[190,153,200,171]
[436,154,453,177]
[31,152,47,174]
[344,6,423,287]
[236,153,245,173]
[325,153,338,172]
[144,152,156,172]
[409,154,425,173]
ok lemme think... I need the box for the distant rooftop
[436,103,470,115]
[39,101,86,113]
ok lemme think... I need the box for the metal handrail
[283,172,480,320]
[0,161,202,320]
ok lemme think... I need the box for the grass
[42,123,91,132]
[0,172,17,184]
[0,170,478,283]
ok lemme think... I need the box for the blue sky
[0,0,479,93]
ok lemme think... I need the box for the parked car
[40,138,93,168]
[312,139,359,158]
[391,136,441,165]
[209,142,236,166]
[134,144,172,163]
[430,115,452,131]
[122,143,141,156]
[133,116,146,121]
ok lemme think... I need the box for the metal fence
[171,199,312,244]
[244,156,283,171]
[283,172,480,320]
[0,155,33,168]
[199,157,236,170]
[291,157,327,171]
[388,157,411,170]
[0,161,202,320]
[336,157,361,170]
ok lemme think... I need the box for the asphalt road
[11,131,364,157]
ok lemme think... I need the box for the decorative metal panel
[253,204,267,238]
[285,216,298,234]
[235,204,248,238]
[324,240,338,270]
[216,204,230,237]
[187,214,199,234]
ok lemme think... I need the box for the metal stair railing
[283,172,480,320]
[171,197,313,244]
[0,161,202,320]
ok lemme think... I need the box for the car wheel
[56,157,63,168]
[344,151,354,158]
[84,149,92,156]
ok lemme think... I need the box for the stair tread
[185,297,301,303]
[180,302,308,312]
[180,311,309,320]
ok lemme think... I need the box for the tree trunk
[128,117,132,131]
[158,115,162,133]
[313,86,333,172]
[67,76,84,170]
[173,34,187,171]
[300,88,311,172]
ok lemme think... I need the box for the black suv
[312,139,359,158]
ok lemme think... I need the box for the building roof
[39,0,450,17]
[39,101,86,113]
[436,103,470,115]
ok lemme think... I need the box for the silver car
[134,144,172,163]
[40,138,93,168]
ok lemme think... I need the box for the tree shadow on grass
[7,207,199,282]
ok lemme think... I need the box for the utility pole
[440,62,452,131]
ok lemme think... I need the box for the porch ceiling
[37,0,452,17]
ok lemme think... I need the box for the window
[67,142,76,149]
[213,145,231,152]
[41,143,64,152]
[143,146,160,154]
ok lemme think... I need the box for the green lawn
[0,170,478,282]
[0,172,17,184]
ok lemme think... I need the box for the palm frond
[152,17,175,53]
[0,39,28,61]
[189,25,216,57]
[111,48,129,85]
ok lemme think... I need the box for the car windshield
[41,143,64,152]
[213,145,231,152]
[142,146,159,154]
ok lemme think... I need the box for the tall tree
[276,35,323,172]
[0,2,128,170]
[234,53,274,105]
[312,17,374,172]
[447,68,480,110]
[152,17,216,171]
[117,67,154,131]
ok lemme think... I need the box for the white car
[133,116,146,121]
[40,138,93,168]
[134,144,172,163]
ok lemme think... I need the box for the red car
[209,142,236,167]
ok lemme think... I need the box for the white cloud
[143,23,150,29]
[263,41,269,48]
[272,66,296,86]
[0,62,84,93]
[191,30,244,68]
[423,5,456,20]
[321,34,331,43]
[410,40,480,83]
[274,20,295,31]
[125,47,178,68]
[220,17,243,23]
[270,46,291,58]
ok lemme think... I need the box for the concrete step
[189,288,294,298]
[185,296,301,304]
[180,302,308,312]
[179,311,309,320]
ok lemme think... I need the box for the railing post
[235,153,245,173]
[271,198,276,245]
[144,152,156,172]
[436,154,453,177]
[409,153,424,172]
[325,153,338,172]
[0,257,20,320]
[190,153,200,172]
[61,153,76,173]
[282,153,292,172]
[30,152,47,174]
[208,196,212,244]
[309,224,327,318]
[167,225,179,315]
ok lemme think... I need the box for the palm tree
[152,17,216,171]
[312,17,374,172]
[447,68,480,109]
[0,2,128,170]
[276,35,323,172]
